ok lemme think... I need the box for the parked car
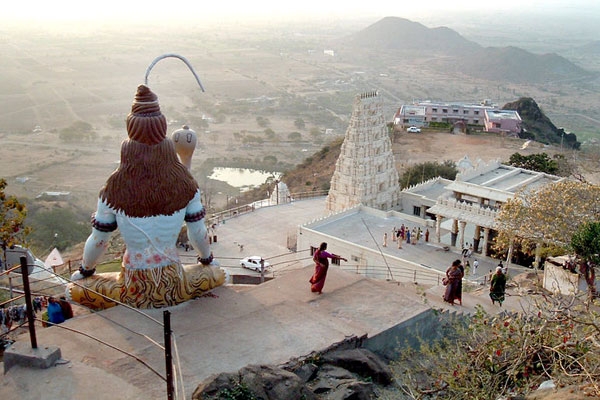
[407,126,421,133]
[240,256,271,272]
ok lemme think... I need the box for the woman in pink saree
[309,242,347,294]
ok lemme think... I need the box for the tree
[571,222,600,267]
[59,120,95,142]
[0,178,31,262]
[256,116,270,128]
[288,131,302,141]
[494,181,600,253]
[399,161,458,189]
[27,208,89,253]
[294,118,305,130]
[263,128,276,140]
[507,152,559,175]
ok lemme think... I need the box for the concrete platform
[3,341,61,373]
[1,198,529,399]
[1,266,528,400]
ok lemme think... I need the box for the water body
[208,167,281,191]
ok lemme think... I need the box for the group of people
[309,242,508,308]
[384,225,429,249]
[443,259,507,307]
[42,296,73,326]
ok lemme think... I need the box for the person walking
[383,232,388,247]
[309,242,347,294]
[490,267,507,306]
[443,260,464,306]
[473,259,479,276]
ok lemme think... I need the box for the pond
[207,167,281,191]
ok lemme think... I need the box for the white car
[407,126,421,133]
[240,256,271,272]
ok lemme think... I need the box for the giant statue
[68,84,225,309]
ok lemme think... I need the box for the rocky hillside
[503,97,580,148]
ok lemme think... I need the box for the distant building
[393,100,522,135]
[484,109,522,136]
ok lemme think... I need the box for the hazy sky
[3,0,598,24]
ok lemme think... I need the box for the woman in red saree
[443,259,464,305]
[309,242,347,294]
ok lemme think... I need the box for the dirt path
[393,130,553,170]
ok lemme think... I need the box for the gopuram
[68,84,225,309]
[326,91,400,213]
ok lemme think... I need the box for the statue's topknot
[126,84,167,145]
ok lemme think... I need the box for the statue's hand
[197,253,215,266]
[71,266,96,280]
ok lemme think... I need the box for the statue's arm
[185,190,213,265]
[73,200,117,279]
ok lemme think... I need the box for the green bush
[391,298,600,399]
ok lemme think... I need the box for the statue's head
[100,84,198,217]
[126,84,168,146]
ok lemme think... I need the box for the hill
[339,16,594,84]
[503,97,580,148]
[343,16,480,54]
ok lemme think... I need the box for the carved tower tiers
[326,91,400,213]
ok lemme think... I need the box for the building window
[432,117,437,121]
[443,109,448,113]
[413,206,421,216]
[474,111,479,115]
[432,108,438,112]
[463,110,469,114]
[474,119,479,124]
[453,109,459,113]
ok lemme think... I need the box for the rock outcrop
[192,348,393,400]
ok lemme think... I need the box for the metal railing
[339,263,445,286]
[207,190,328,226]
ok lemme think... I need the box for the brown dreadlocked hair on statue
[100,84,198,217]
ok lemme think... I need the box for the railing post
[163,310,174,400]
[20,256,37,349]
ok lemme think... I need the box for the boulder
[321,348,393,385]
[193,364,317,400]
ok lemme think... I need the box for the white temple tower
[326,91,400,212]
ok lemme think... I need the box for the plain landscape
[1,9,600,226]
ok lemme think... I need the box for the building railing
[207,190,328,226]
[339,263,445,286]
